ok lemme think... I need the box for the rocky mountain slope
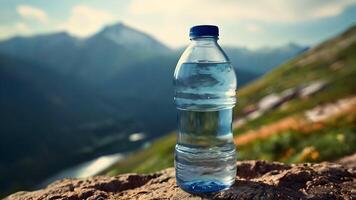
[6,153,356,200]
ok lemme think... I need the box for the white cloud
[57,5,115,37]
[128,0,355,23]
[17,5,48,23]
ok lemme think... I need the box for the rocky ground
[7,154,356,200]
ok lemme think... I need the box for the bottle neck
[190,36,218,46]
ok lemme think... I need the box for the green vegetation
[235,36,356,134]
[105,133,176,175]
[105,26,356,176]
[238,112,356,162]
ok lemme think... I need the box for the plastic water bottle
[174,25,237,194]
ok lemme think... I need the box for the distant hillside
[0,23,171,82]
[104,26,356,176]
[225,43,307,75]
[0,54,143,195]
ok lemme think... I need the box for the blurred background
[0,0,356,197]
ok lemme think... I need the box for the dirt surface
[7,154,356,200]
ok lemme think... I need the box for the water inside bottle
[175,109,236,194]
[174,62,237,194]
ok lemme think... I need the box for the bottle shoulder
[177,42,230,64]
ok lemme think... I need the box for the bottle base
[177,178,233,194]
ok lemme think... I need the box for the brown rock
[6,155,356,200]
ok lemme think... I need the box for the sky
[0,0,356,48]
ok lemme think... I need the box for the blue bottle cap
[189,25,219,38]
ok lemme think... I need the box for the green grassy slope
[104,26,356,176]
[104,133,176,175]
[235,26,356,131]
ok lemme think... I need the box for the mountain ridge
[96,22,171,52]
[0,22,306,77]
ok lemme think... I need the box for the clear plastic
[174,36,237,194]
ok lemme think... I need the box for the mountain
[0,23,172,83]
[96,22,170,53]
[71,23,172,83]
[105,26,356,176]
[0,22,303,138]
[0,23,305,83]
[225,43,307,75]
[0,32,79,75]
